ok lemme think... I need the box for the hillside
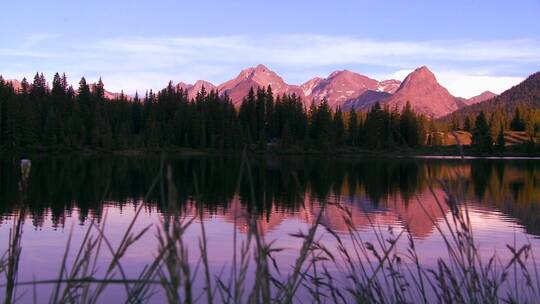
[448,72,540,118]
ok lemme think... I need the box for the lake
[1,155,540,303]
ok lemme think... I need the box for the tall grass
[1,153,539,303]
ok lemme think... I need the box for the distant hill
[4,79,22,91]
[176,80,217,100]
[465,91,497,105]
[89,83,130,100]
[447,72,540,119]
[341,90,391,111]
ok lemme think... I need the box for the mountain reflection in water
[1,155,539,238]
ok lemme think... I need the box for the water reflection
[1,155,540,238]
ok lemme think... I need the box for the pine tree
[281,120,292,149]
[94,78,105,101]
[78,77,90,99]
[255,87,266,144]
[43,108,58,145]
[102,118,113,149]
[51,73,65,98]
[496,124,505,152]
[238,88,257,144]
[131,93,142,135]
[464,116,472,132]
[265,85,274,138]
[30,72,48,98]
[399,102,419,147]
[364,102,385,149]
[333,108,345,147]
[312,99,332,150]
[78,77,92,144]
[91,116,102,147]
[472,112,493,153]
[450,114,460,130]
[347,110,358,146]
[488,111,503,140]
[307,101,318,140]
[510,107,526,131]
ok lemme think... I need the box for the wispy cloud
[1,34,538,97]
[91,35,540,67]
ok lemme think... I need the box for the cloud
[436,72,523,98]
[0,34,538,96]
[90,35,540,68]
[21,33,60,48]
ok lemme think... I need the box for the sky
[1,0,539,98]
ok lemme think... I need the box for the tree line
[447,106,540,152]
[443,70,540,152]
[0,73,431,152]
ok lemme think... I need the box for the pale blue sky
[1,0,539,97]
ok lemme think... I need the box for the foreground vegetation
[1,154,540,303]
[1,74,539,155]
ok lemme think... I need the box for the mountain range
[170,64,497,118]
[2,65,503,118]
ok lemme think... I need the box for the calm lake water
[1,155,540,302]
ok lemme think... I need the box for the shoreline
[2,145,540,159]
